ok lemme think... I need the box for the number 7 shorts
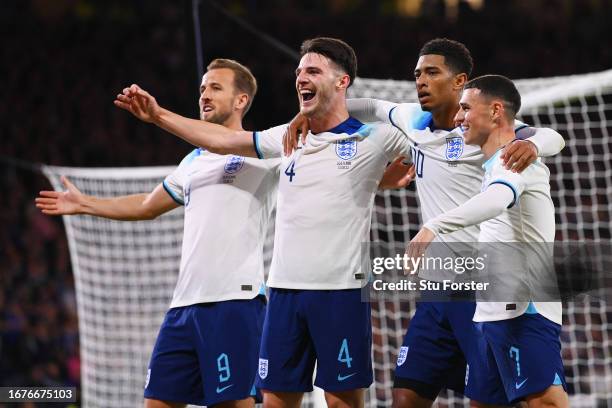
[256,288,373,392]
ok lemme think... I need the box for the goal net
[42,68,612,407]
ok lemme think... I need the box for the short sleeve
[253,124,287,159]
[367,124,412,161]
[389,103,433,134]
[163,148,202,205]
[485,159,526,209]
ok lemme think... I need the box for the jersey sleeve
[163,148,202,205]
[367,124,412,161]
[253,124,287,159]
[484,158,527,209]
[389,103,433,135]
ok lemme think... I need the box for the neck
[308,100,349,134]
[432,103,460,130]
[221,115,244,131]
[481,124,515,159]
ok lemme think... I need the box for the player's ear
[234,93,249,111]
[491,101,504,122]
[337,74,350,90]
[454,73,468,90]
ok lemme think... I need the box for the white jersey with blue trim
[474,150,561,324]
[255,117,411,290]
[163,148,279,307]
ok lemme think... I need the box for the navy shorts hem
[393,376,440,401]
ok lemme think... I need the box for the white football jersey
[163,148,279,307]
[255,117,411,289]
[474,150,560,324]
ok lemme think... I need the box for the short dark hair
[419,38,473,77]
[207,58,258,115]
[465,74,522,118]
[300,37,357,87]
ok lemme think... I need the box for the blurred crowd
[2,0,612,404]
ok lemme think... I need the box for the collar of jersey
[315,116,365,135]
[428,117,454,132]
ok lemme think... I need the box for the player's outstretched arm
[346,98,399,123]
[114,85,258,157]
[35,176,179,221]
[404,184,514,273]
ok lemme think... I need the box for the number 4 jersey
[254,117,411,290]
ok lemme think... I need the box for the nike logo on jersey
[337,373,357,382]
[515,378,528,389]
[216,384,234,393]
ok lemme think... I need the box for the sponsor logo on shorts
[397,346,409,366]
[145,369,151,389]
[258,358,268,379]
[515,378,528,389]
[337,372,357,382]
[465,364,469,386]
[216,384,234,394]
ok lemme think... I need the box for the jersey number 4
[284,160,296,182]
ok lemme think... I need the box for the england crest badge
[397,346,409,366]
[335,139,357,160]
[224,155,245,174]
[258,358,268,379]
[445,136,464,161]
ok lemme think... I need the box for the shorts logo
[258,358,268,379]
[445,136,464,160]
[336,139,357,160]
[397,346,409,366]
[145,368,151,389]
[224,156,245,174]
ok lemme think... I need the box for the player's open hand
[35,176,84,215]
[404,227,435,275]
[114,84,160,123]
[283,113,310,156]
[500,139,537,173]
[379,157,415,190]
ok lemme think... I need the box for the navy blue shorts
[144,296,265,406]
[466,312,567,404]
[256,288,372,392]
[393,300,477,399]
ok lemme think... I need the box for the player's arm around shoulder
[501,122,565,172]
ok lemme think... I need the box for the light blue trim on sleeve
[258,283,267,296]
[488,180,518,208]
[553,373,563,386]
[354,123,374,137]
[525,301,538,314]
[162,180,184,206]
[252,131,264,159]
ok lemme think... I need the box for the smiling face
[454,88,495,146]
[295,52,348,118]
[414,54,464,113]
[198,68,241,125]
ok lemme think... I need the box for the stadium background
[2,0,612,406]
